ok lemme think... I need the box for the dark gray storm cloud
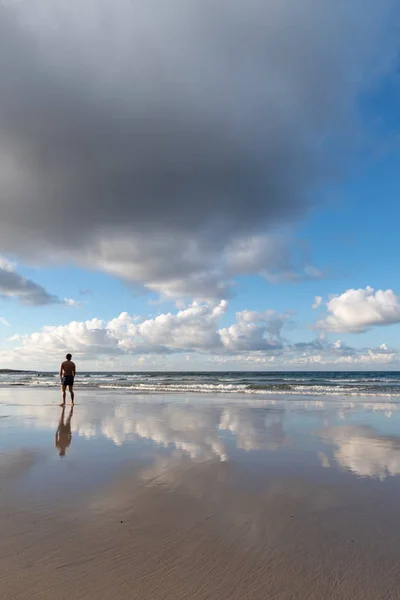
[0,263,61,305]
[0,0,398,297]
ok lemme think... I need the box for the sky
[0,0,400,371]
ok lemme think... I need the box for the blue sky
[0,0,399,370]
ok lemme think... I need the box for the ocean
[1,371,400,397]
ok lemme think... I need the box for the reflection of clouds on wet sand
[320,425,400,480]
[362,402,398,419]
[0,449,40,483]
[4,390,400,474]
[102,405,228,461]
[1,397,293,462]
[71,403,288,458]
[219,407,287,451]
[4,401,228,461]
[324,402,399,422]
[318,452,331,468]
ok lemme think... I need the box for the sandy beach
[1,387,400,599]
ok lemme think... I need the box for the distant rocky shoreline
[0,369,36,374]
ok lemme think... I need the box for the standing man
[60,353,76,405]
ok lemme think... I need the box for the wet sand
[1,388,400,599]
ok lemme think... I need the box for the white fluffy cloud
[5,301,289,362]
[8,317,113,356]
[64,298,82,308]
[2,299,400,369]
[219,309,289,352]
[316,287,400,333]
[108,301,227,352]
[312,296,322,309]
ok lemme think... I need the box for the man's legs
[68,385,75,404]
[61,385,67,405]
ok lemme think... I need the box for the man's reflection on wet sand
[55,405,73,456]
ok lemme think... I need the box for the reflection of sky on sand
[0,399,286,462]
[318,424,400,480]
[4,397,400,600]
[0,449,40,479]
[219,407,287,451]
[2,389,400,481]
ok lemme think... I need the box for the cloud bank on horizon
[3,294,399,369]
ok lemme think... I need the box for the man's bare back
[61,360,76,376]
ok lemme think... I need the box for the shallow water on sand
[2,388,400,599]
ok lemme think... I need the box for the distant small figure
[60,353,76,405]
[55,405,73,456]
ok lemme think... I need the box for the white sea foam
[1,371,400,398]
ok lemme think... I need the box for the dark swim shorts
[62,375,74,387]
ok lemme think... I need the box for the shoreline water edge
[1,370,400,397]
